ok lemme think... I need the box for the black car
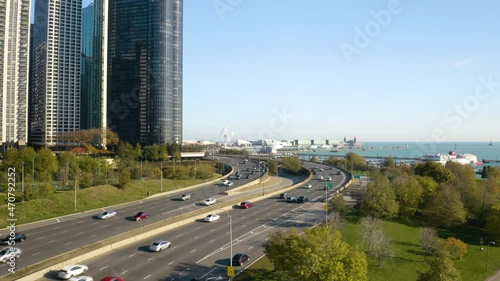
[297,196,309,203]
[287,196,297,203]
[232,253,249,266]
[1,233,27,244]
[279,193,288,199]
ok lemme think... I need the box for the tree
[414,162,453,183]
[476,178,497,226]
[268,159,278,175]
[424,184,467,229]
[360,175,399,219]
[37,148,58,181]
[417,255,461,281]
[327,211,345,232]
[117,169,131,189]
[419,227,439,261]
[282,156,302,173]
[345,152,367,171]
[415,175,438,202]
[439,237,467,260]
[360,217,382,254]
[382,157,396,168]
[264,227,368,281]
[392,175,424,217]
[371,229,392,267]
[117,142,135,160]
[445,162,480,216]
[485,205,500,240]
[328,194,346,214]
[311,156,318,163]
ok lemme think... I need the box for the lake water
[296,142,500,167]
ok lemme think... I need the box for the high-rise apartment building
[80,2,94,130]
[0,0,31,152]
[108,0,183,145]
[31,0,82,147]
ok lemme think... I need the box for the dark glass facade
[108,0,182,145]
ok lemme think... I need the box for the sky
[84,1,500,142]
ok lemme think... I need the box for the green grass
[0,175,220,228]
[234,215,500,281]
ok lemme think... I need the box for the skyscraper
[0,0,31,152]
[80,2,95,130]
[31,0,82,147]
[108,0,183,145]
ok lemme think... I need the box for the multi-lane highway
[0,157,270,277]
[35,162,348,281]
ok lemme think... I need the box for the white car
[326,177,332,181]
[203,198,216,206]
[221,179,230,185]
[68,276,94,281]
[58,264,89,280]
[0,247,22,263]
[149,240,171,252]
[304,184,312,189]
[180,194,191,201]
[319,176,324,180]
[97,211,117,220]
[226,181,234,187]
[204,214,220,222]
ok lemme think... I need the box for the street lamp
[218,208,233,269]
[74,173,81,211]
[160,161,163,193]
[486,241,496,272]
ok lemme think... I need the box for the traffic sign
[227,266,235,277]
[354,174,361,179]
[324,204,329,211]
[327,183,333,189]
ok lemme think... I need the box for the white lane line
[160,208,165,211]
[62,229,70,233]
[76,231,84,235]
[176,234,182,238]
[102,224,109,228]
[77,221,85,224]
[129,253,136,257]
[248,246,254,250]
[100,266,108,270]
[241,224,246,228]
[53,226,60,230]
[162,212,168,215]
[209,239,215,243]
[172,245,178,250]
[35,236,45,240]
[56,218,60,223]
[64,242,72,246]
[115,226,122,230]
[210,229,215,232]
[241,216,246,219]
[90,234,97,238]
[143,274,151,279]
[168,261,175,265]
[226,232,230,235]
[47,240,56,244]
[190,249,196,253]
[195,226,201,230]
[147,257,154,262]
[194,236,199,239]
[32,252,40,256]
[121,270,128,275]
[91,222,98,226]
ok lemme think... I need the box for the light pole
[486,241,496,272]
[325,178,328,228]
[160,162,163,193]
[21,163,24,202]
[74,173,81,211]
[218,208,233,268]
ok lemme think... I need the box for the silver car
[203,198,216,206]
[149,240,171,252]
[68,276,94,281]
[0,247,22,263]
[180,194,191,201]
[97,211,117,220]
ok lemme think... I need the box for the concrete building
[0,0,31,152]
[31,0,82,147]
[107,0,183,145]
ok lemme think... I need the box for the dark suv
[297,196,309,203]
[279,193,288,199]
[232,253,249,266]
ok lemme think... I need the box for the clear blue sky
[84,1,500,142]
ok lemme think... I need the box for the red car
[132,212,149,221]
[240,201,253,209]
[101,277,124,281]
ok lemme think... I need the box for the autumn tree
[268,159,278,175]
[476,178,497,226]
[414,162,453,183]
[264,227,368,281]
[419,227,439,261]
[485,205,500,240]
[345,152,367,171]
[415,175,438,202]
[359,217,382,254]
[445,162,480,216]
[370,229,392,267]
[424,184,466,229]
[281,156,302,173]
[360,175,399,219]
[392,175,424,217]
[439,237,467,260]
[417,254,461,281]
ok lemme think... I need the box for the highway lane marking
[91,222,98,225]
[172,246,178,249]
[195,226,201,230]
[100,266,108,270]
[160,208,165,211]
[190,249,196,253]
[129,253,136,257]
[121,270,128,275]
[76,231,84,235]
[209,239,215,243]
[210,228,215,232]
[147,257,154,262]
[248,246,254,249]
[241,216,246,219]
[77,221,85,224]
[56,218,60,222]
[53,226,60,230]
[64,242,72,246]
[241,224,247,228]
[226,232,230,235]
[194,236,199,239]
[90,234,97,238]
[176,234,182,238]
[168,261,175,265]
[47,240,56,244]
[115,226,122,230]
[62,229,71,233]
[35,236,45,240]
[143,274,151,279]
[101,224,109,228]
[32,252,41,256]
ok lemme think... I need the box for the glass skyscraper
[0,0,31,151]
[80,2,95,130]
[107,0,183,145]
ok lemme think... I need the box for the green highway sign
[354,175,361,179]
[328,183,333,189]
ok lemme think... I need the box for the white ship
[420,151,480,166]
